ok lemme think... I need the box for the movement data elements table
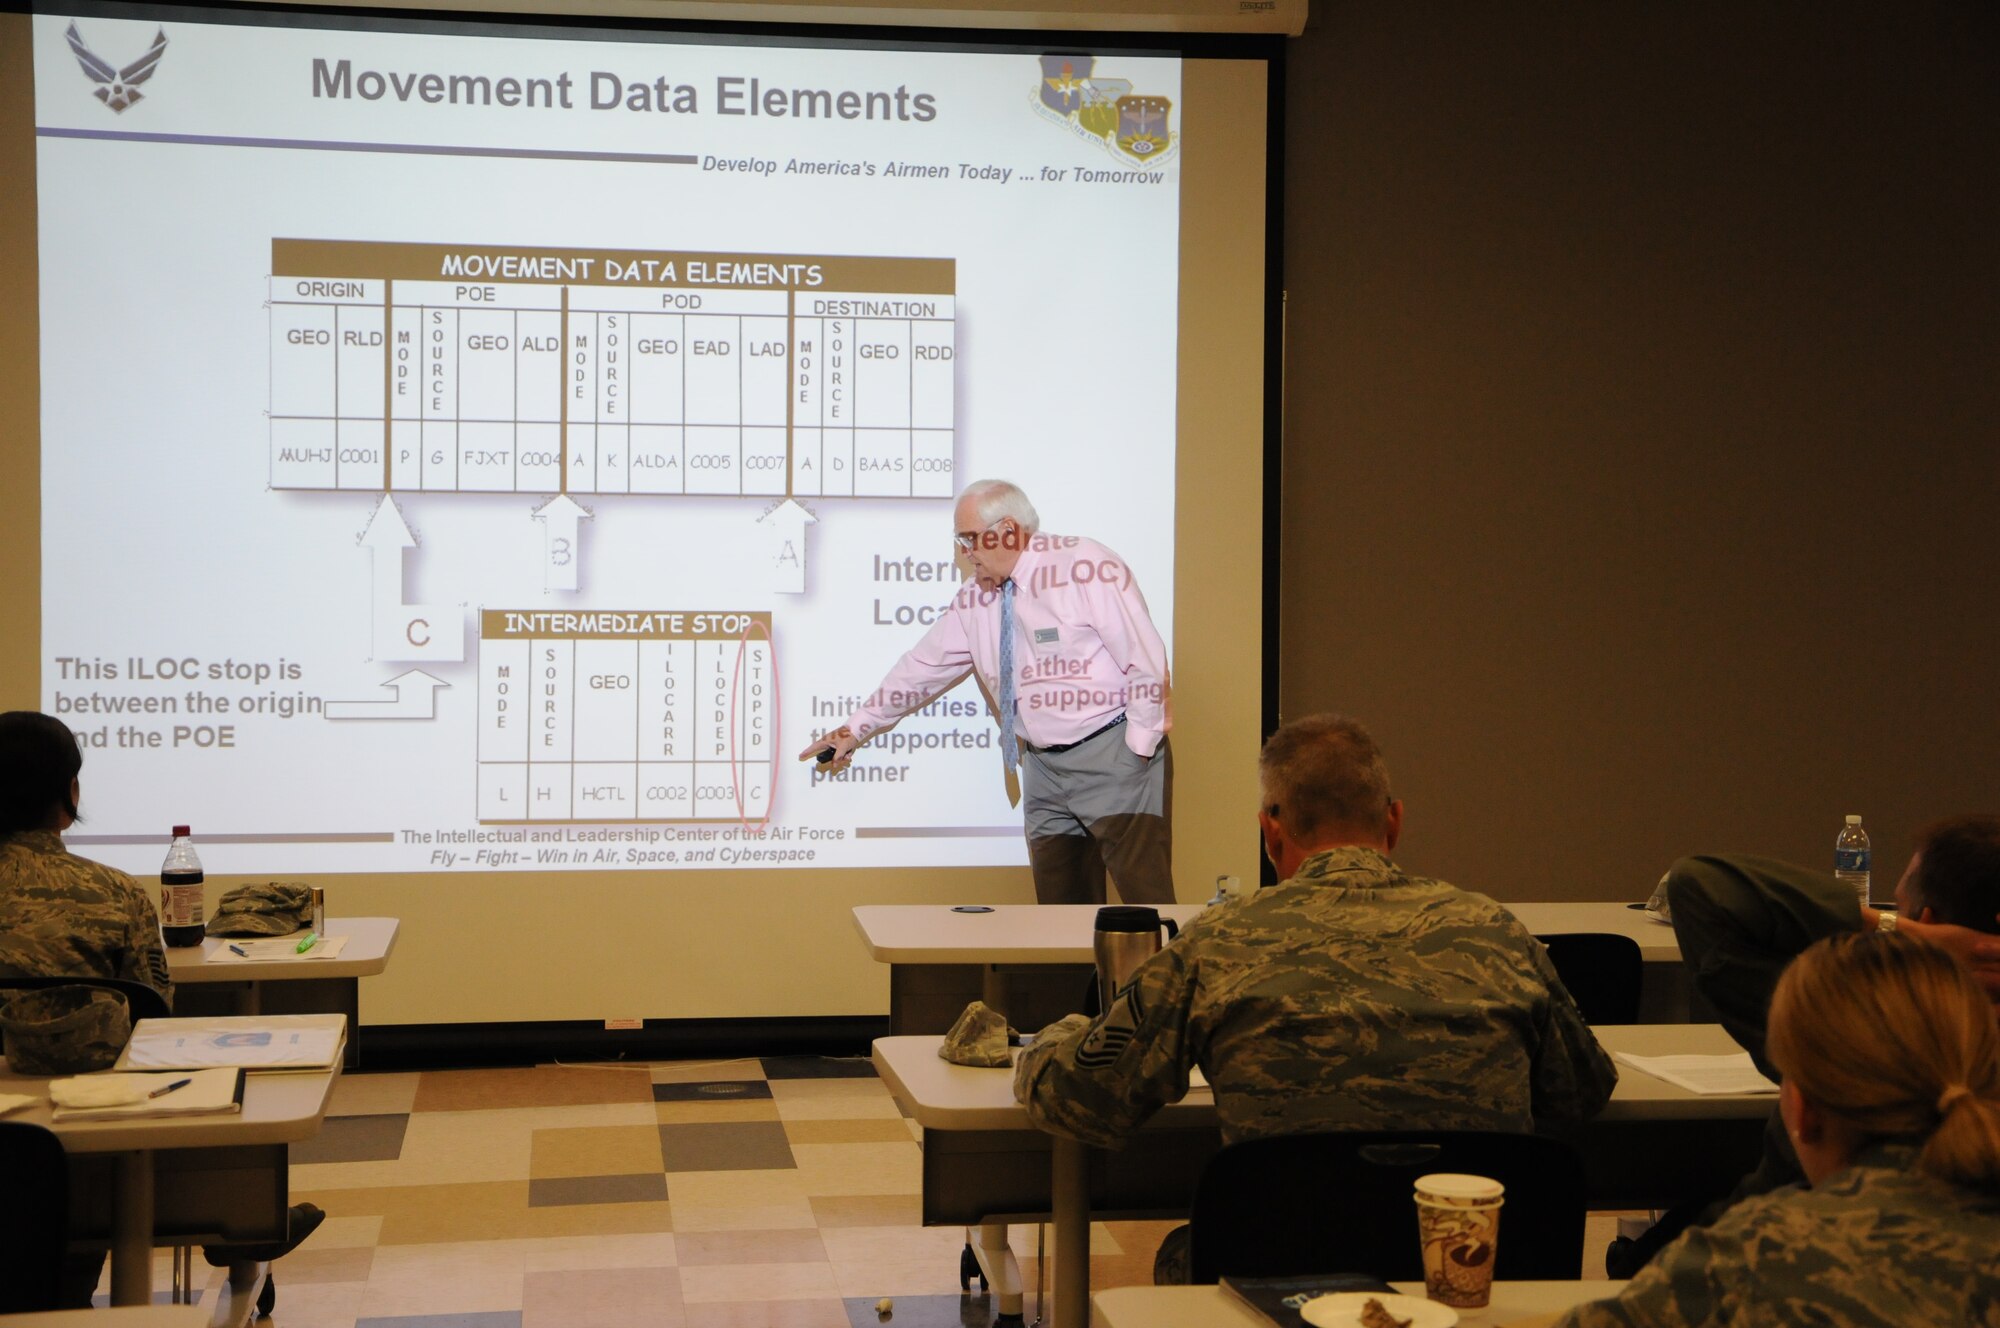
[268,239,956,501]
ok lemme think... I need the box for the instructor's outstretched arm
[799,587,978,781]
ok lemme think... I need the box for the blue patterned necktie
[998,578,1018,774]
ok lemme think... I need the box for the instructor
[798,479,1174,905]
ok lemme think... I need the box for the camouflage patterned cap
[206,881,314,936]
[1,985,132,1075]
[939,1000,1015,1068]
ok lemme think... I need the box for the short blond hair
[1769,932,2000,1192]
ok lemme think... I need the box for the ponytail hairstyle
[1768,931,2000,1192]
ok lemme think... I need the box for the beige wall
[0,16,38,700]
[1278,1,1999,899]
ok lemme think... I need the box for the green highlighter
[296,931,319,954]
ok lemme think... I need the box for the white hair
[958,479,1040,533]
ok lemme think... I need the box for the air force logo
[1030,53,1177,168]
[66,21,169,114]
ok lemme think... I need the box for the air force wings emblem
[1115,95,1173,161]
[1030,53,1177,168]
[67,22,169,114]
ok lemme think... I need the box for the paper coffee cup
[1413,1173,1504,1308]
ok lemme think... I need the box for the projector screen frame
[2,0,1284,1039]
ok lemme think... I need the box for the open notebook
[51,1066,245,1121]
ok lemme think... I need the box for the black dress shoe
[203,1202,326,1267]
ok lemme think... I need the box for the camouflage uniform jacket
[0,830,173,1006]
[1013,846,1616,1148]
[1556,1141,2000,1327]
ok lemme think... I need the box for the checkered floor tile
[124,1056,1187,1327]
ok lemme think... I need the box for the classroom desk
[1093,1281,1629,1328]
[0,1055,342,1318]
[168,917,398,1068]
[852,903,1688,1033]
[873,1024,1768,1328]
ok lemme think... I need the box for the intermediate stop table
[477,609,773,823]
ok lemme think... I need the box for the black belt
[1027,713,1126,754]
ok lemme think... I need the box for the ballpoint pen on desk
[149,1077,192,1099]
[228,944,251,957]
[296,931,319,954]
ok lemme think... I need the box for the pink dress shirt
[846,533,1172,757]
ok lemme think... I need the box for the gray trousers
[1021,726,1173,905]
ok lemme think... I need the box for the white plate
[1299,1292,1459,1328]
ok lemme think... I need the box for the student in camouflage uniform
[0,711,171,1005]
[2,711,325,1307]
[2,711,177,1308]
[1605,819,2000,1275]
[1557,931,2000,1327]
[1014,713,1616,1150]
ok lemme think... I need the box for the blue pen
[228,943,251,957]
[296,931,318,954]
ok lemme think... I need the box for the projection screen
[0,2,1275,1026]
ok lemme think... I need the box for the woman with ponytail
[1556,931,2000,1326]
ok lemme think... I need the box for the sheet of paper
[205,934,351,962]
[1615,1051,1778,1095]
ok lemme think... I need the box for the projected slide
[32,13,1180,875]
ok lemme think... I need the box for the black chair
[1187,1130,1586,1284]
[1538,933,1643,1025]
[0,974,172,1021]
[0,1121,70,1314]
[1,976,179,1309]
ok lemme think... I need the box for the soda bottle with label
[161,825,206,947]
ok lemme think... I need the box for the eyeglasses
[953,518,1008,552]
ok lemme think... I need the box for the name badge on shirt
[1033,627,1060,646]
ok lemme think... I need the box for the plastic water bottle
[160,825,206,948]
[1834,815,1871,909]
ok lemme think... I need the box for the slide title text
[312,61,939,121]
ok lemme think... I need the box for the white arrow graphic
[359,495,463,662]
[361,492,414,619]
[324,669,450,721]
[534,493,592,593]
[759,498,817,595]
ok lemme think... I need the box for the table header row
[273,239,954,295]
[481,609,773,640]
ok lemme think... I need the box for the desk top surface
[852,903,1679,965]
[0,1309,213,1327]
[167,916,400,982]
[873,1024,1767,1132]
[1094,1281,1626,1328]
[0,1060,341,1152]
